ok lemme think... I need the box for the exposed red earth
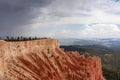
[0,39,105,80]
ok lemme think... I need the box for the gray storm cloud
[0,0,92,37]
[0,0,54,37]
[1,0,118,38]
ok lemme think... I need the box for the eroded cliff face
[0,39,105,80]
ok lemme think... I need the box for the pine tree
[6,36,9,41]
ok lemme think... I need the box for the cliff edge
[0,39,105,80]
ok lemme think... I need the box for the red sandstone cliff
[0,39,105,80]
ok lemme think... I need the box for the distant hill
[59,38,120,51]
[61,45,113,54]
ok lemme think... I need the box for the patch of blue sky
[52,24,85,31]
[87,23,98,26]
[116,24,120,27]
[114,0,120,2]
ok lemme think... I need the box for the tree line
[0,36,48,42]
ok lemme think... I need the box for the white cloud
[30,0,120,28]
[79,24,120,38]
[51,24,120,38]
[18,0,120,38]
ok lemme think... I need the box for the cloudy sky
[1,0,120,38]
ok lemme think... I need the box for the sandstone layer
[0,39,105,80]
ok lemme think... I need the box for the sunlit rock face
[0,39,105,80]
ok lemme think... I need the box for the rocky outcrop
[0,39,105,80]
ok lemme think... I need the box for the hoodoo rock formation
[0,38,105,80]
